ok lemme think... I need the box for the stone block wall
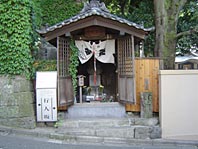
[0,76,36,129]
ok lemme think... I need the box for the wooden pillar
[57,37,61,109]
[131,35,136,103]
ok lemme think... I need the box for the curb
[0,125,198,147]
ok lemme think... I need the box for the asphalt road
[0,133,197,149]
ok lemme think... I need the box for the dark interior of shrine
[76,55,118,103]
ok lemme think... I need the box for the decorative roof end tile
[80,0,109,13]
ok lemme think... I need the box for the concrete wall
[0,76,36,128]
[159,70,198,138]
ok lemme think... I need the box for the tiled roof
[39,0,153,34]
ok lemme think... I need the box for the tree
[154,0,197,69]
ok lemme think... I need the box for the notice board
[36,71,57,122]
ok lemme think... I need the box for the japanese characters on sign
[37,89,57,121]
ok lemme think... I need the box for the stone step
[56,117,161,139]
[60,117,159,129]
[57,127,134,139]
[56,125,161,139]
[66,102,126,118]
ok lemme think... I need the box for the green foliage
[69,40,79,95]
[104,0,154,28]
[127,0,154,28]
[31,0,42,29]
[0,0,34,79]
[33,60,57,71]
[105,0,155,57]
[105,0,155,56]
[105,0,121,15]
[177,0,198,53]
[127,0,155,56]
[31,0,42,59]
[38,0,83,26]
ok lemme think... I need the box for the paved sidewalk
[0,125,197,147]
[165,135,198,141]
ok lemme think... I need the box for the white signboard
[36,72,57,122]
[36,72,57,89]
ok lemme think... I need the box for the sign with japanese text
[36,89,57,121]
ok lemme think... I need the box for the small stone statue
[140,92,152,118]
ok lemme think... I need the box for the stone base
[66,102,126,118]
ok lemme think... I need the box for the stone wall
[0,76,36,129]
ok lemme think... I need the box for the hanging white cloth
[75,40,93,64]
[75,40,115,64]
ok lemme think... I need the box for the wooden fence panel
[125,58,159,112]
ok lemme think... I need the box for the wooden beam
[44,16,146,41]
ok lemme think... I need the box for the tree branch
[176,29,197,39]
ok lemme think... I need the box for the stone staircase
[55,102,161,141]
[56,117,161,140]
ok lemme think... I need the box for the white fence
[159,70,198,138]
